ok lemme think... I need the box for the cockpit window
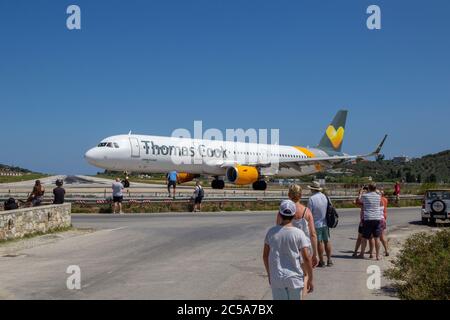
[98,141,120,148]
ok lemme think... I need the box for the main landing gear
[211,177,225,189]
[252,180,267,191]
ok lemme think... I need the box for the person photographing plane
[112,178,125,214]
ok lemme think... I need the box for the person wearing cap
[263,200,314,300]
[53,179,66,204]
[307,181,333,267]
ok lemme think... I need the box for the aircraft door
[129,137,141,157]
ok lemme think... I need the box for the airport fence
[0,194,423,205]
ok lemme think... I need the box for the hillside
[332,150,450,183]
[0,164,32,174]
[0,164,47,183]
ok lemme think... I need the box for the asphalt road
[0,208,422,300]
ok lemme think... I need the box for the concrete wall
[0,204,71,241]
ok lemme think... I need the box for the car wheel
[421,217,429,225]
[429,217,436,226]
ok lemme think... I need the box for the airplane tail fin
[318,110,348,153]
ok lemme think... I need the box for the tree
[427,174,437,183]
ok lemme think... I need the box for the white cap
[279,200,296,217]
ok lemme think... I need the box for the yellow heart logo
[326,125,344,149]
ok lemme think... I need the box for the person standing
[53,179,66,204]
[283,184,318,267]
[393,181,401,204]
[307,181,332,267]
[353,185,374,258]
[379,189,389,256]
[167,171,178,199]
[356,183,383,260]
[263,200,314,300]
[112,178,124,214]
[285,184,319,298]
[193,181,204,212]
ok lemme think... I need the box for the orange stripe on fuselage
[293,146,315,158]
[293,146,322,171]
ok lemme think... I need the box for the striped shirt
[360,192,382,221]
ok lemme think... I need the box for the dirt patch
[0,228,94,257]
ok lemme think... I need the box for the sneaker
[318,261,325,268]
[327,260,334,267]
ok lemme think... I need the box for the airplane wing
[279,134,388,171]
[220,135,387,173]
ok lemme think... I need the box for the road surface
[0,208,423,299]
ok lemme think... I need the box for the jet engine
[226,166,259,185]
[177,173,200,184]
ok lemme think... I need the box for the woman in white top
[277,184,319,297]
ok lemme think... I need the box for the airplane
[84,110,387,191]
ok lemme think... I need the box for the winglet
[374,134,388,155]
[362,134,387,158]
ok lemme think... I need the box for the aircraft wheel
[252,181,267,191]
[211,179,225,189]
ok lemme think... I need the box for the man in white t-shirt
[263,200,314,300]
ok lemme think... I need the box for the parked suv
[421,189,450,225]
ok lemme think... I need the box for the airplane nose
[84,148,98,164]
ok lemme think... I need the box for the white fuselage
[85,134,329,177]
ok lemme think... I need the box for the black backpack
[4,198,18,211]
[197,187,204,198]
[326,196,339,228]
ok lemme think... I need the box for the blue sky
[0,0,449,174]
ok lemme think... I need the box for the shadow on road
[332,253,359,260]
[409,220,450,227]
[377,285,397,299]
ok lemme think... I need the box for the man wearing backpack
[193,181,204,212]
[307,181,333,267]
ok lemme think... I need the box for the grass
[0,225,73,244]
[385,229,450,300]
[71,198,421,214]
[0,173,50,184]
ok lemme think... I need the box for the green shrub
[385,229,450,300]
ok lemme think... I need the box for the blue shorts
[362,220,382,239]
[316,226,330,242]
[271,287,303,300]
